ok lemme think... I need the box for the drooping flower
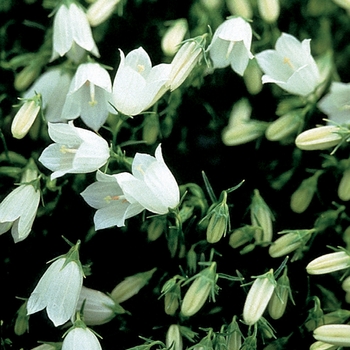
[111,47,171,116]
[0,165,40,243]
[23,67,72,123]
[207,17,254,76]
[51,1,100,62]
[115,144,180,215]
[27,242,83,327]
[317,82,350,125]
[61,62,114,131]
[38,122,110,179]
[80,170,145,229]
[255,33,321,96]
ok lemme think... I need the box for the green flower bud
[181,262,218,317]
[226,0,253,18]
[166,324,183,350]
[257,0,280,23]
[341,275,350,292]
[243,59,262,95]
[147,216,166,241]
[338,168,350,201]
[14,300,29,335]
[226,316,242,350]
[305,309,350,332]
[229,225,256,249]
[313,324,350,347]
[110,268,157,303]
[309,340,338,350]
[306,251,350,275]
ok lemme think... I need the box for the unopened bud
[229,225,256,249]
[295,125,342,151]
[305,309,350,332]
[147,216,166,241]
[309,340,338,350]
[243,59,263,95]
[226,0,253,18]
[166,324,183,350]
[268,272,291,320]
[86,0,121,27]
[142,113,160,145]
[181,262,217,317]
[338,168,350,201]
[110,268,157,303]
[265,110,303,142]
[11,97,41,139]
[14,300,29,335]
[161,19,188,57]
[341,276,350,292]
[226,316,242,350]
[313,324,350,347]
[243,269,276,325]
[306,251,350,275]
[257,0,280,23]
[14,64,41,91]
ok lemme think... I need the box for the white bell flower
[0,167,40,243]
[51,1,100,62]
[23,67,72,123]
[111,47,171,116]
[207,17,254,76]
[27,242,83,327]
[61,62,114,131]
[255,32,321,96]
[38,122,110,180]
[80,170,145,229]
[317,82,350,125]
[116,144,180,215]
[62,324,102,350]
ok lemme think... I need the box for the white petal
[62,327,102,350]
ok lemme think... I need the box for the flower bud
[76,286,124,326]
[290,171,321,213]
[222,121,268,146]
[110,268,157,303]
[243,269,276,325]
[168,37,205,91]
[226,316,242,350]
[147,216,166,241]
[267,272,291,320]
[342,276,350,292]
[250,189,274,245]
[14,300,29,335]
[11,97,41,139]
[86,0,121,27]
[338,168,350,201]
[243,59,263,95]
[309,341,338,350]
[313,324,350,347]
[161,19,188,57]
[295,125,342,151]
[306,251,350,275]
[332,0,350,10]
[268,229,314,259]
[166,324,183,350]
[265,110,303,142]
[305,309,350,332]
[143,113,160,145]
[31,344,62,350]
[181,262,217,317]
[225,0,253,18]
[14,64,41,91]
[229,225,256,249]
[257,0,280,23]
[164,286,180,316]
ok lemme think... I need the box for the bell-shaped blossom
[27,242,83,327]
[255,33,321,96]
[116,144,180,215]
[0,167,40,243]
[51,1,100,62]
[80,170,145,229]
[38,122,110,179]
[61,62,114,131]
[62,325,102,350]
[111,47,171,116]
[23,67,72,123]
[207,17,254,76]
[317,82,350,125]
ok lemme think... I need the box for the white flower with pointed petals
[51,2,100,62]
[255,32,321,96]
[23,68,72,123]
[317,82,350,125]
[62,325,102,350]
[61,62,114,131]
[116,144,180,215]
[27,243,83,327]
[80,170,144,229]
[38,122,110,179]
[208,17,254,76]
[0,167,40,243]
[111,47,171,116]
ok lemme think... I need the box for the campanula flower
[207,17,254,76]
[255,33,321,96]
[61,62,114,131]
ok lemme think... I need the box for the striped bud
[313,324,350,347]
[166,324,183,350]
[338,168,350,201]
[306,251,350,275]
[309,341,338,350]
